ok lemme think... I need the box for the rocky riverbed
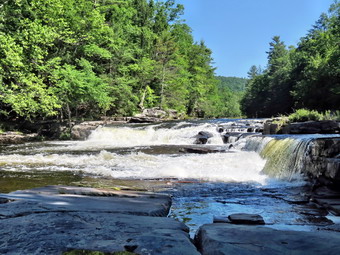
[1,185,340,255]
[1,118,340,254]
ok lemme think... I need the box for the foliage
[288,109,323,122]
[216,76,247,92]
[241,2,340,118]
[287,108,340,122]
[0,0,236,122]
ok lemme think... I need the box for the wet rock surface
[312,186,340,216]
[0,132,39,144]
[194,131,214,144]
[228,213,265,225]
[71,120,127,140]
[194,224,340,255]
[179,146,227,154]
[0,186,199,255]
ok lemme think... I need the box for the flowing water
[0,119,338,236]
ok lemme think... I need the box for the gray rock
[195,224,340,255]
[0,132,39,144]
[0,212,199,255]
[213,216,232,223]
[195,131,214,144]
[0,185,172,217]
[70,121,104,140]
[0,197,10,204]
[228,213,265,225]
[0,186,199,254]
[179,147,227,154]
[142,107,167,118]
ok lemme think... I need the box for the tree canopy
[241,1,340,118]
[0,0,241,122]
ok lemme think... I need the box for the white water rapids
[0,121,269,184]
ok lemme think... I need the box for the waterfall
[242,136,312,180]
[243,134,340,181]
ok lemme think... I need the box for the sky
[175,0,335,78]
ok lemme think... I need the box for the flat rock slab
[0,212,199,255]
[0,186,199,254]
[195,224,340,255]
[0,185,171,217]
[228,213,265,225]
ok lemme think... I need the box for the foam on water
[1,121,294,184]
[0,150,268,184]
[76,122,224,149]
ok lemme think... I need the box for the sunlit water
[0,119,336,236]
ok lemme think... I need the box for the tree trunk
[139,86,147,110]
[160,65,166,109]
[66,103,72,129]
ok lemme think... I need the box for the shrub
[288,109,323,122]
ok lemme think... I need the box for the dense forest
[241,1,340,118]
[215,76,247,117]
[0,0,243,123]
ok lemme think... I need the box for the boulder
[222,132,242,144]
[0,132,39,144]
[195,224,340,255]
[142,107,167,118]
[70,121,104,140]
[195,131,214,144]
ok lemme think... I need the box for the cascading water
[0,121,268,184]
[1,119,338,236]
[242,134,340,181]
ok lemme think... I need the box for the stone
[0,197,10,204]
[142,107,167,118]
[0,185,172,217]
[195,224,340,255]
[228,213,265,225]
[314,198,340,216]
[71,121,104,140]
[71,120,129,140]
[0,186,199,254]
[128,117,160,123]
[0,132,39,144]
[194,131,214,144]
[213,216,232,223]
[179,147,227,154]
[222,133,241,143]
[289,121,340,134]
[0,212,199,255]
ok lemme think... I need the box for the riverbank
[1,184,340,254]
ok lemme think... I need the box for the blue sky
[175,0,335,78]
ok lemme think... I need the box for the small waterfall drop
[243,134,339,180]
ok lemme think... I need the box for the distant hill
[216,76,248,92]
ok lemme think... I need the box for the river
[0,119,338,236]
